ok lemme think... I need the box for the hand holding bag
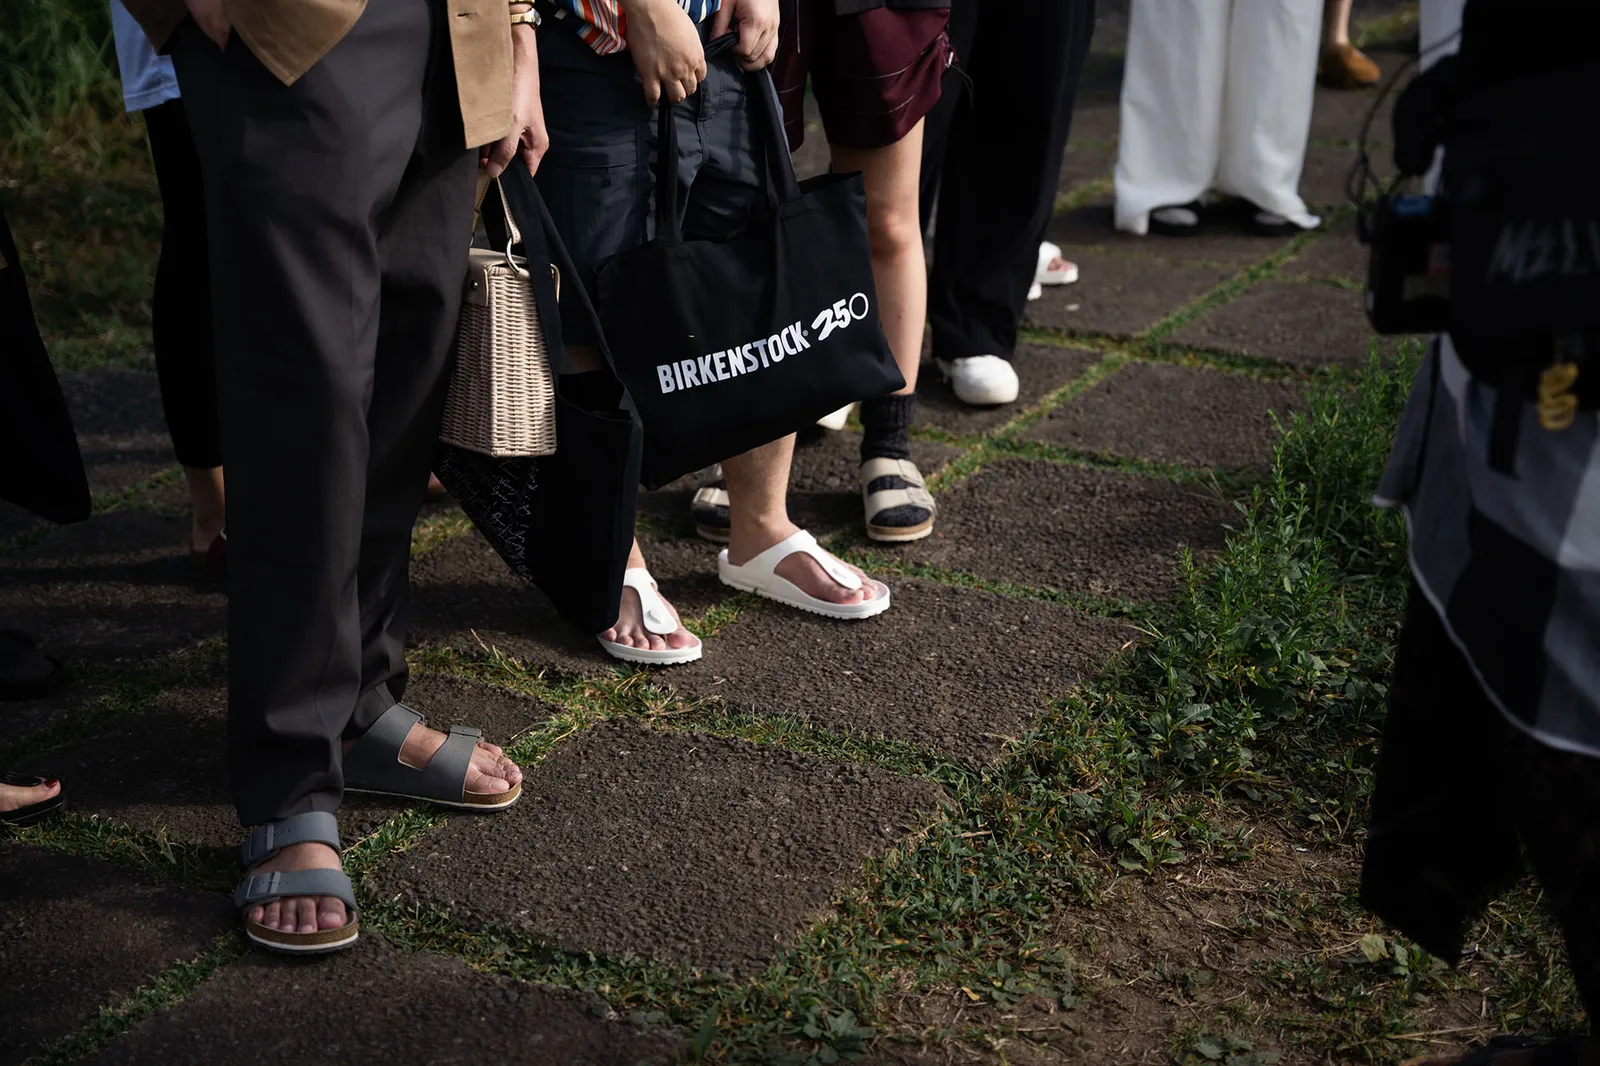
[595,46,906,489]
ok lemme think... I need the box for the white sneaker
[816,403,854,431]
[1027,280,1044,302]
[936,355,1020,406]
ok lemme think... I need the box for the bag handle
[478,174,532,279]
[653,35,802,244]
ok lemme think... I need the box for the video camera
[1356,37,1600,350]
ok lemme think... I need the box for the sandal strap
[622,568,679,636]
[234,867,357,913]
[343,703,485,804]
[341,702,424,788]
[692,486,730,509]
[420,725,480,800]
[742,530,863,592]
[240,810,342,867]
[861,459,935,520]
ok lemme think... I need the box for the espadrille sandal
[235,811,359,955]
[343,704,521,811]
[717,530,890,620]
[598,568,703,666]
[861,457,935,543]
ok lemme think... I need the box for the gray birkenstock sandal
[235,811,359,955]
[342,703,521,811]
[862,458,936,543]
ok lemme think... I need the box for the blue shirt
[109,0,180,112]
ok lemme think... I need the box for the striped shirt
[550,0,721,56]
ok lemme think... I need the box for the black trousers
[143,99,222,470]
[170,1,478,826]
[1363,582,1600,1022]
[920,0,1096,362]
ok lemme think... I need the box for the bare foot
[340,721,522,796]
[599,540,700,652]
[0,777,59,813]
[244,841,350,935]
[727,520,887,606]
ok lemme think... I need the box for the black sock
[859,394,916,462]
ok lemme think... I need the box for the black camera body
[1361,192,1450,336]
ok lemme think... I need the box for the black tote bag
[0,208,90,525]
[434,166,643,638]
[595,53,905,489]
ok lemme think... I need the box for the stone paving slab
[1298,144,1366,212]
[1281,217,1367,285]
[917,345,1099,438]
[1046,202,1292,270]
[373,719,947,976]
[0,510,223,663]
[1058,144,1115,198]
[1026,251,1228,338]
[1168,280,1390,368]
[899,459,1233,601]
[1024,361,1307,474]
[671,578,1132,759]
[1307,47,1409,145]
[90,935,682,1066]
[638,431,963,542]
[43,674,555,848]
[61,369,174,497]
[409,532,649,678]
[0,842,233,1066]
[0,683,106,751]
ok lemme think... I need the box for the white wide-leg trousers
[1114,0,1323,235]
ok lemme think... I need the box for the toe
[261,900,282,931]
[646,633,668,651]
[293,896,318,935]
[667,628,698,650]
[476,740,504,757]
[318,896,348,931]
[600,627,619,643]
[248,904,265,925]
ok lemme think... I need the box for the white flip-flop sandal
[597,569,703,666]
[717,530,890,620]
[1035,240,1079,286]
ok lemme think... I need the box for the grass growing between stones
[313,342,1570,1066]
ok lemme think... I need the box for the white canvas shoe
[935,355,1020,406]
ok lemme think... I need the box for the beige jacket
[120,0,513,149]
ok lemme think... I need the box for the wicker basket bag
[440,177,558,457]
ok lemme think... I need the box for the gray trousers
[170,1,479,826]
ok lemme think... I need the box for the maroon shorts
[773,3,953,152]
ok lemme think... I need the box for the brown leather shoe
[1319,43,1382,89]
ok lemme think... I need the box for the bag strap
[496,160,619,380]
[653,35,800,245]
[479,175,530,278]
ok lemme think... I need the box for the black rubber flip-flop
[0,772,65,827]
[0,631,66,701]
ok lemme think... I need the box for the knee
[866,199,924,260]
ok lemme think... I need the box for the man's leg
[929,0,1095,397]
[349,73,524,791]
[172,3,436,934]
